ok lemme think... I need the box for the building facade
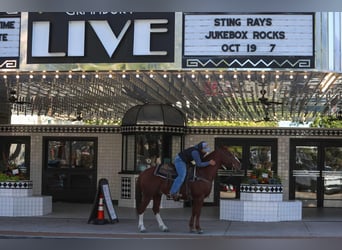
[1,12,342,210]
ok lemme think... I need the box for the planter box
[220,183,302,222]
[0,180,52,216]
[0,180,33,197]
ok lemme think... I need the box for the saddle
[154,162,196,181]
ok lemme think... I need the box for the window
[122,133,180,173]
[0,137,30,180]
[47,140,95,169]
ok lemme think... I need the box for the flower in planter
[242,161,281,185]
[0,160,28,181]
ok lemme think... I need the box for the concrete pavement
[0,202,342,239]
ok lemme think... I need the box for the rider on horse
[169,141,216,201]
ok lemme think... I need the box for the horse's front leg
[153,194,169,232]
[190,198,204,234]
[189,213,195,233]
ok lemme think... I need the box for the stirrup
[167,193,181,201]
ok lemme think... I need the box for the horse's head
[215,147,241,171]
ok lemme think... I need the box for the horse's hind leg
[137,194,151,233]
[153,194,169,232]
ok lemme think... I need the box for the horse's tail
[135,174,142,214]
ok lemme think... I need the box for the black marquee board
[88,178,119,224]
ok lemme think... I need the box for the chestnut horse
[135,147,241,233]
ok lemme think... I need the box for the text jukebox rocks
[204,17,286,53]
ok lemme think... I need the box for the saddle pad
[154,163,177,179]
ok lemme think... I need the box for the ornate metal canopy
[1,70,342,124]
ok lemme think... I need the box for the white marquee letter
[133,19,168,56]
[68,21,85,56]
[89,20,131,57]
[31,21,65,57]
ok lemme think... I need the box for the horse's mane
[203,147,224,161]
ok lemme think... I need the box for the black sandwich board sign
[88,178,119,224]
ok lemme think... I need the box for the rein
[192,163,218,185]
[193,175,211,184]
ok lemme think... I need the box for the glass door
[292,146,319,207]
[215,138,278,203]
[290,140,342,208]
[42,137,97,203]
[323,147,342,207]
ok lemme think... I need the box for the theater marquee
[0,12,20,69]
[183,13,314,69]
[26,12,175,65]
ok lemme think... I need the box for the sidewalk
[0,202,342,239]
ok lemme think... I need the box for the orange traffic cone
[93,193,108,225]
[97,194,105,219]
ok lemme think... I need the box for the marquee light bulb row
[1,71,307,81]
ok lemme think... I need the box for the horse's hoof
[190,228,203,234]
[138,226,147,233]
[159,225,169,232]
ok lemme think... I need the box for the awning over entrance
[1,70,342,124]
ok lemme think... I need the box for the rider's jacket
[178,147,205,164]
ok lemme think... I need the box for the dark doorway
[42,137,97,203]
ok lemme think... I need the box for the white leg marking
[138,213,146,232]
[155,213,169,232]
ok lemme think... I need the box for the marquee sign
[0,12,20,69]
[27,12,175,64]
[183,13,314,69]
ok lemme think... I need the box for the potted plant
[0,161,32,194]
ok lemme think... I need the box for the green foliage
[187,120,278,127]
[311,116,342,128]
[0,173,21,181]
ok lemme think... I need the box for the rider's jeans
[170,155,186,195]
